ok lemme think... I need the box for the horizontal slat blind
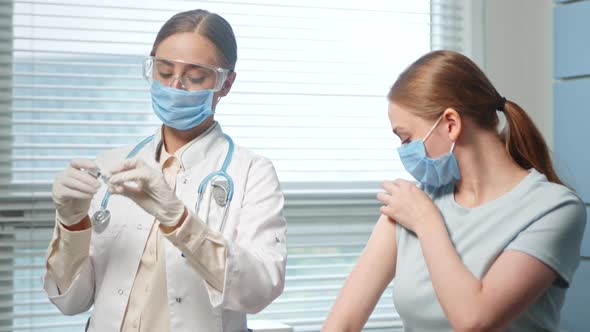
[3,0,444,186]
[0,226,90,331]
[0,0,465,331]
[0,1,15,330]
[430,0,464,52]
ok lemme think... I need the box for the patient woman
[322,50,586,332]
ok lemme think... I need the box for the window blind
[0,0,466,331]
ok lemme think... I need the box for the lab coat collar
[151,122,227,172]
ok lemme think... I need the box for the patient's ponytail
[501,99,563,185]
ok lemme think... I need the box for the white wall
[477,0,554,147]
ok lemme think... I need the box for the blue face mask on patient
[397,116,461,188]
[150,80,214,131]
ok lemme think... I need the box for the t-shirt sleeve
[395,221,403,246]
[505,192,587,288]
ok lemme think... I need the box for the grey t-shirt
[393,169,587,331]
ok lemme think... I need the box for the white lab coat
[43,124,288,332]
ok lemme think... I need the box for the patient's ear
[442,108,462,142]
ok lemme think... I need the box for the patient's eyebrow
[392,126,408,137]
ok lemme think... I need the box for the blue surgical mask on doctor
[397,115,461,188]
[144,57,230,131]
[150,81,215,131]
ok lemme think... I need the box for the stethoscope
[91,134,235,233]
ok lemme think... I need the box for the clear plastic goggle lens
[143,56,229,92]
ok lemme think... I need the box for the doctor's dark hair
[388,50,563,185]
[150,9,237,70]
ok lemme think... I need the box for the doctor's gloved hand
[52,159,101,227]
[108,158,186,227]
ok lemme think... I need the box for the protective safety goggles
[142,56,230,92]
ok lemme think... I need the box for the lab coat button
[117,289,124,295]
[175,297,182,303]
[182,178,188,184]
[136,224,143,230]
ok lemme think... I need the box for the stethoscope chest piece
[211,179,230,207]
[92,209,111,232]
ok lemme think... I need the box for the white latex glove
[52,159,101,226]
[108,158,185,227]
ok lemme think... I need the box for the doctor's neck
[162,117,215,154]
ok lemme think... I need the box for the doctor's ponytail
[388,50,563,185]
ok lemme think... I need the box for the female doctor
[44,9,287,332]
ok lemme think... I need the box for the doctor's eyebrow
[156,59,174,67]
[156,59,207,72]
